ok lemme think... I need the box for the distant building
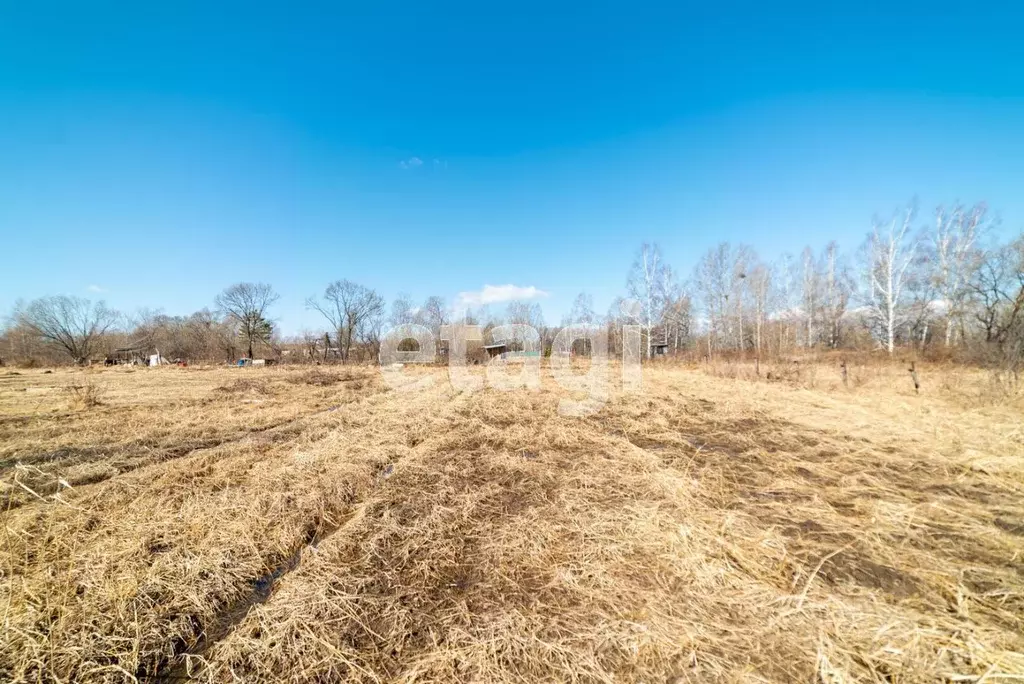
[483,342,508,359]
[106,346,147,365]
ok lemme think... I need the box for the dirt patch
[820,550,921,599]
[151,512,349,682]
[0,444,109,472]
[628,435,671,451]
[994,516,1024,536]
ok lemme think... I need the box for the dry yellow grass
[1,362,1022,682]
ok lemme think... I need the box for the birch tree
[821,242,851,348]
[627,242,667,359]
[694,243,733,357]
[748,262,772,357]
[931,203,987,346]
[772,253,802,353]
[861,205,920,354]
[657,267,692,354]
[729,245,755,351]
[567,293,596,325]
[800,247,820,347]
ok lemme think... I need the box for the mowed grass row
[0,367,370,507]
[1,366,405,680]
[1,363,1023,682]
[207,368,1024,682]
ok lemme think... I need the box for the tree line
[619,201,1022,371]
[2,201,1022,370]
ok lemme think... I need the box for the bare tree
[651,266,690,354]
[414,295,448,358]
[800,246,820,347]
[215,282,279,361]
[504,301,545,349]
[628,243,670,358]
[748,262,772,357]
[417,296,447,332]
[931,202,988,346]
[567,292,596,325]
[389,293,415,327]
[360,307,387,362]
[693,243,755,354]
[297,330,322,362]
[820,242,852,349]
[694,243,732,358]
[774,252,803,353]
[905,246,939,349]
[306,280,385,363]
[728,245,755,351]
[606,296,630,357]
[662,289,692,353]
[968,239,1024,345]
[15,296,120,364]
[860,205,920,354]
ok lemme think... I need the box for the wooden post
[840,359,848,389]
[908,361,920,394]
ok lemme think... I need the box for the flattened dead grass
[1,363,1022,682]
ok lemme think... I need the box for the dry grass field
[1,361,1023,683]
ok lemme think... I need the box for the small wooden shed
[107,346,147,365]
[483,343,508,360]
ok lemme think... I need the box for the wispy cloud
[399,156,423,169]
[457,284,549,308]
[87,284,107,293]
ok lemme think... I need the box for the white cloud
[399,156,423,169]
[457,284,549,308]
[87,284,107,293]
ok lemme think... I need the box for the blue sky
[2,2,1023,333]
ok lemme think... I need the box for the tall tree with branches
[748,262,772,357]
[415,296,448,334]
[628,242,668,359]
[15,296,120,364]
[860,205,920,354]
[694,243,733,358]
[931,202,988,346]
[968,238,1024,346]
[801,246,820,347]
[389,292,415,327]
[306,280,385,363]
[820,241,852,349]
[567,292,596,326]
[215,282,279,361]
